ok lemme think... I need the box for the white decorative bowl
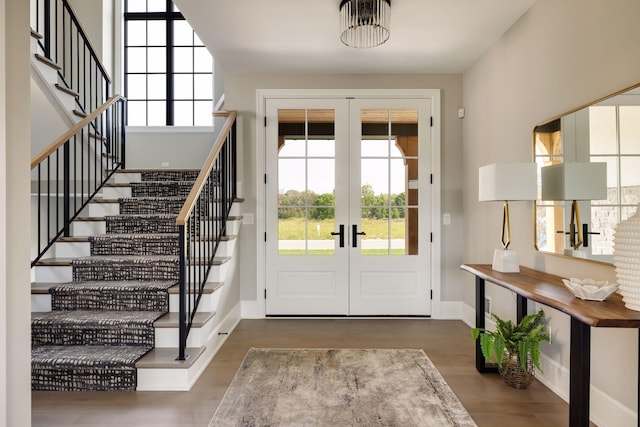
[561,278,618,301]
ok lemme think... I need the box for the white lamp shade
[479,163,537,201]
[541,162,607,201]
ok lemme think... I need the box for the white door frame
[253,89,443,318]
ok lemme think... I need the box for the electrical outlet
[161,162,169,167]
[484,296,492,317]
[546,326,552,345]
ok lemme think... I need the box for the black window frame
[124,0,213,126]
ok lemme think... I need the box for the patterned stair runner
[32,170,199,391]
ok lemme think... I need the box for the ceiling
[175,0,536,75]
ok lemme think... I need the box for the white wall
[125,128,218,169]
[68,0,114,77]
[223,73,464,304]
[463,0,640,424]
[3,0,32,425]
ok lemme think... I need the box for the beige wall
[68,0,114,77]
[463,0,640,421]
[3,0,32,425]
[223,73,464,303]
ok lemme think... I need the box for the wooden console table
[461,264,640,427]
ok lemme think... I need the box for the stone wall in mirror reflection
[534,84,640,265]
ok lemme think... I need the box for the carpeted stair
[32,170,199,391]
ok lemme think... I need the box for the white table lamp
[541,162,607,251]
[479,163,537,273]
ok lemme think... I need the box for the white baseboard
[464,302,637,427]
[461,302,475,328]
[432,300,463,319]
[241,299,265,318]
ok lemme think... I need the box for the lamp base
[564,249,587,259]
[492,249,520,273]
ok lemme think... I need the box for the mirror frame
[532,82,640,265]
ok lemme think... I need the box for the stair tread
[30,29,43,39]
[117,169,200,173]
[34,53,61,70]
[50,280,177,291]
[91,233,179,239]
[136,346,205,369]
[36,257,75,266]
[57,236,90,242]
[154,311,215,328]
[167,281,223,295]
[91,198,120,204]
[31,282,62,294]
[32,345,151,366]
[72,254,229,265]
[32,310,165,324]
[55,83,79,98]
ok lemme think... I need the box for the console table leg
[570,317,591,427]
[475,276,498,373]
[516,294,527,322]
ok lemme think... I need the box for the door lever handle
[352,224,366,248]
[330,224,345,247]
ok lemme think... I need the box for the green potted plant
[471,309,550,389]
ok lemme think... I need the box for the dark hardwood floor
[32,319,577,426]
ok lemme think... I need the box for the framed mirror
[534,83,640,265]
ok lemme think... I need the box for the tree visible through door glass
[277,109,336,255]
[360,109,419,255]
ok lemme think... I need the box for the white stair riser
[154,319,213,348]
[102,186,131,199]
[55,241,90,258]
[34,265,72,282]
[206,262,229,283]
[217,238,236,257]
[72,221,106,236]
[169,293,213,313]
[88,202,119,217]
[32,59,58,85]
[57,88,78,112]
[114,173,141,184]
[32,295,52,312]
[168,284,223,313]
[226,219,241,236]
[229,203,240,216]
[30,36,39,55]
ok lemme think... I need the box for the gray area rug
[210,348,477,427]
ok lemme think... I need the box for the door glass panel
[359,109,419,255]
[277,109,336,255]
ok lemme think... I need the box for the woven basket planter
[499,353,535,389]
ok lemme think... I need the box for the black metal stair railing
[176,111,237,360]
[31,96,127,267]
[32,0,111,115]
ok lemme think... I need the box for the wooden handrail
[176,110,237,225]
[31,95,125,169]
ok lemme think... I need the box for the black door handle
[330,224,345,247]
[352,224,366,248]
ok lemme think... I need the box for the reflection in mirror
[534,83,640,264]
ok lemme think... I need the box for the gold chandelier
[339,0,391,49]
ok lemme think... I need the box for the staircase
[31,169,242,391]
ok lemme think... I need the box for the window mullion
[166,1,174,125]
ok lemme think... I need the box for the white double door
[265,97,432,316]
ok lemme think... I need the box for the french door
[265,97,432,316]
